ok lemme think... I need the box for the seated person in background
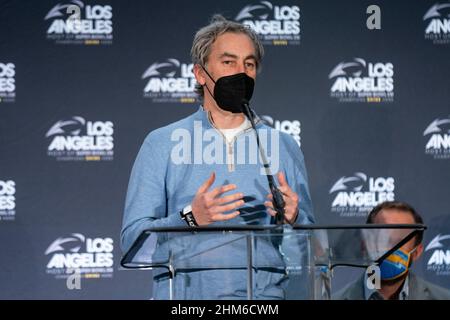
[334,201,450,300]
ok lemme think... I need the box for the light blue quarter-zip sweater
[121,106,314,299]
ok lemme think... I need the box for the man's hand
[191,172,244,226]
[264,172,299,225]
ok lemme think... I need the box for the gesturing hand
[191,172,244,226]
[264,172,299,225]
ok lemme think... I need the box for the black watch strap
[180,205,198,227]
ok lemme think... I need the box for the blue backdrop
[0,0,449,299]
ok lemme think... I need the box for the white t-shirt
[219,117,251,143]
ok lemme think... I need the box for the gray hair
[191,14,264,97]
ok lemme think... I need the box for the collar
[198,105,263,130]
[219,116,251,132]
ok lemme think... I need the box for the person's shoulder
[410,273,450,300]
[332,275,365,300]
[275,128,304,161]
[257,122,300,150]
[143,109,200,144]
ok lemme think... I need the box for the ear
[193,64,206,86]
[411,243,424,262]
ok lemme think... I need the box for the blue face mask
[380,247,416,281]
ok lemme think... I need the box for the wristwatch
[180,204,198,227]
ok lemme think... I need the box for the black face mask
[201,66,254,113]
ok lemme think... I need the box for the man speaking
[121,15,314,299]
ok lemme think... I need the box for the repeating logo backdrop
[0,0,449,299]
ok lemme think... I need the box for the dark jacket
[333,273,450,300]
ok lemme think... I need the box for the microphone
[242,101,286,225]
